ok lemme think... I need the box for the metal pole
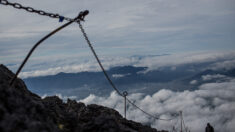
[9,10,89,86]
[123,91,128,119]
[124,96,126,118]
[9,20,73,86]
[180,111,183,132]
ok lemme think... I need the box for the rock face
[0,64,167,132]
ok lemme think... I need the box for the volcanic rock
[0,64,167,132]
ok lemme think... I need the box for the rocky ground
[0,64,167,132]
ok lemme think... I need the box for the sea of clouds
[79,78,235,132]
[24,51,235,131]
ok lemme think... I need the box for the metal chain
[78,21,177,121]
[0,0,77,22]
[78,21,123,97]
[1,0,178,122]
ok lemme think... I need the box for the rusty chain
[0,0,85,22]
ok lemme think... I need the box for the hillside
[0,64,167,132]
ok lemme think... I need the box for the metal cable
[78,21,177,121]
[10,21,72,86]
[126,97,176,121]
[0,0,83,22]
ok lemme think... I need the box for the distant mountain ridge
[23,64,235,99]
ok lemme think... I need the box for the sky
[1,0,235,74]
[1,1,235,131]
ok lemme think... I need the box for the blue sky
[1,0,235,73]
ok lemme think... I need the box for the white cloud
[79,79,235,132]
[19,63,101,78]
[112,73,131,78]
[112,74,125,78]
[190,80,197,85]
[211,60,235,70]
[42,93,77,100]
[202,74,227,81]
[18,56,139,78]
[135,51,235,71]
[18,51,235,78]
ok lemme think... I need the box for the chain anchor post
[123,91,128,119]
[180,111,183,132]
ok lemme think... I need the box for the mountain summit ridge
[0,64,167,132]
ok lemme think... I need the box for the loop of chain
[13,3,21,9]
[25,7,35,12]
[0,0,8,5]
[0,0,77,22]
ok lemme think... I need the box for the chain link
[0,0,8,5]
[0,0,83,22]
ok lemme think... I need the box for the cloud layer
[18,51,235,78]
[79,78,235,132]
